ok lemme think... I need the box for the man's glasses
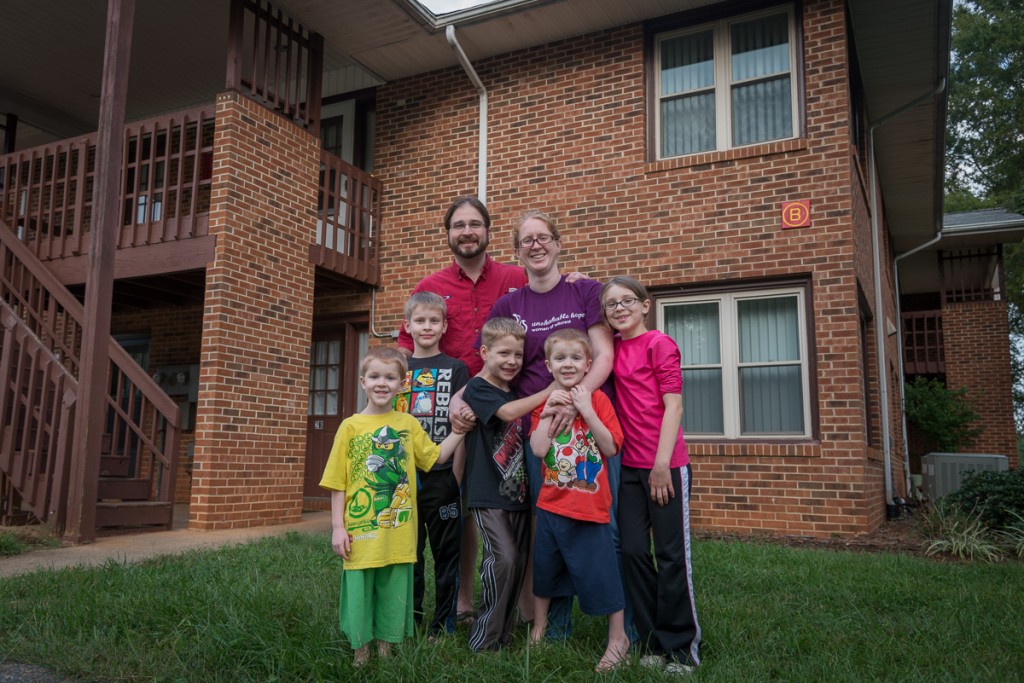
[517,234,556,248]
[602,297,641,311]
[450,220,486,232]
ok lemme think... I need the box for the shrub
[993,511,1024,559]
[904,376,983,452]
[919,504,1002,562]
[942,467,1024,531]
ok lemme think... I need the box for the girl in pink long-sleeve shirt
[601,275,701,675]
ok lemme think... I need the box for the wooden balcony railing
[0,105,215,263]
[940,247,1004,304]
[313,150,381,286]
[1,106,380,286]
[228,0,323,134]
[902,310,944,376]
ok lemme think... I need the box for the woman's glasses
[517,234,555,248]
[602,297,641,311]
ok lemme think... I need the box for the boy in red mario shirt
[528,328,629,673]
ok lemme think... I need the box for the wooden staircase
[0,217,180,536]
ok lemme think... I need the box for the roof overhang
[3,1,953,238]
[847,0,953,254]
[2,1,721,149]
[939,209,1024,251]
[897,210,1024,296]
[274,0,723,83]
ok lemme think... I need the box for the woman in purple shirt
[485,210,614,632]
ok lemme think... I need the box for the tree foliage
[944,0,1024,433]
[945,0,1024,210]
[904,376,983,453]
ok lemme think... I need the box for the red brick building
[1,0,1018,541]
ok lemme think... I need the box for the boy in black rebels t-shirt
[395,292,469,637]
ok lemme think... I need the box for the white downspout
[446,25,487,203]
[893,232,943,498]
[371,26,488,339]
[867,79,946,517]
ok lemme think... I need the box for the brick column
[189,92,318,530]
[943,300,1018,468]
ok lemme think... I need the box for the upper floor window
[654,5,798,158]
[658,285,811,439]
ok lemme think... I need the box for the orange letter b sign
[781,200,811,229]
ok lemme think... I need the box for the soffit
[276,0,713,81]
[0,0,709,149]
[0,0,230,148]
[847,0,953,253]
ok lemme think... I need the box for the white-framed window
[654,5,798,158]
[658,286,811,438]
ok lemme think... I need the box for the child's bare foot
[376,640,392,658]
[528,619,547,646]
[595,638,630,673]
[353,644,371,668]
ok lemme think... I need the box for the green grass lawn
[0,527,61,556]
[1,532,1022,682]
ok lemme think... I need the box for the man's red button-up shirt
[398,255,527,376]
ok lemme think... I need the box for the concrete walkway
[0,507,332,579]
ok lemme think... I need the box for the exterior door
[304,320,367,500]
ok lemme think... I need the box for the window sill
[688,439,821,459]
[645,137,808,174]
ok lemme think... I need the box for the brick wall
[189,92,319,530]
[943,300,1018,468]
[371,0,891,536]
[315,290,373,320]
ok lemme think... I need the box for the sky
[414,0,505,15]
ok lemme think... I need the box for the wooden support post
[226,0,244,92]
[2,113,17,154]
[64,0,135,543]
[307,32,324,135]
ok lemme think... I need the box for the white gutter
[943,223,1024,236]
[867,79,946,517]
[446,25,487,203]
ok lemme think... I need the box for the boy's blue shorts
[532,508,625,616]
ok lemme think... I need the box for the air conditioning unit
[921,453,1009,500]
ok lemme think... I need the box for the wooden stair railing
[0,217,181,533]
[0,305,76,529]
